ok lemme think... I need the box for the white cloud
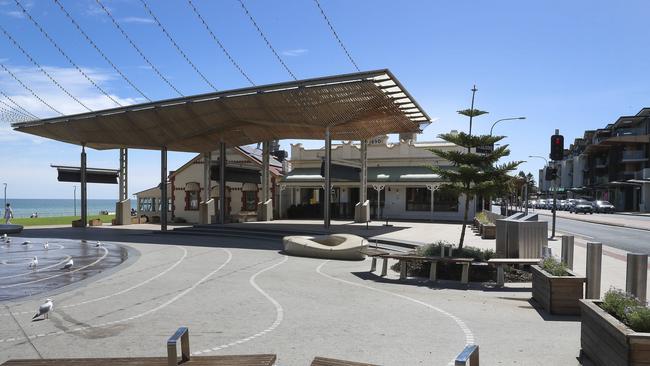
[281,49,308,57]
[3,10,24,18]
[119,16,154,24]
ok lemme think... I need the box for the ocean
[2,198,136,218]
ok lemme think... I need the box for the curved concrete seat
[0,224,23,235]
[283,233,368,260]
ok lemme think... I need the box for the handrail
[455,344,479,366]
[167,327,190,366]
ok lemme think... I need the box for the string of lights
[95,0,184,97]
[139,0,217,91]
[0,105,29,123]
[0,92,37,119]
[236,0,297,80]
[0,61,63,115]
[187,0,254,86]
[0,24,85,112]
[52,0,151,102]
[312,0,360,72]
[0,90,38,119]
[14,0,121,107]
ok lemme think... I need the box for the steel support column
[203,152,211,203]
[80,144,87,227]
[160,147,168,231]
[324,127,331,229]
[219,142,226,224]
[119,148,128,201]
[262,141,270,202]
[360,139,367,203]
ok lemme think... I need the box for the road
[496,206,650,254]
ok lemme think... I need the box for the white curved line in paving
[0,248,233,344]
[0,246,187,317]
[316,260,475,366]
[1,243,65,255]
[0,256,72,279]
[193,255,288,356]
[0,247,109,289]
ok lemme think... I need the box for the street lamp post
[529,155,557,238]
[73,185,77,217]
[426,184,440,222]
[489,117,526,136]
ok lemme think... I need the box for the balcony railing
[621,150,647,161]
[614,127,646,137]
[635,168,650,180]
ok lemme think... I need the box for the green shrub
[601,288,650,332]
[475,212,490,224]
[626,306,650,333]
[540,257,568,276]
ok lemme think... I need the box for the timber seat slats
[487,258,541,287]
[370,253,475,283]
[311,356,379,366]
[0,355,277,366]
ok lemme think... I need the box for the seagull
[29,256,38,268]
[94,241,102,248]
[61,258,73,270]
[43,241,49,250]
[21,241,31,245]
[32,299,53,320]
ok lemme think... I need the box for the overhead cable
[0,25,86,112]
[187,0,254,85]
[95,0,184,97]
[0,62,63,115]
[0,91,37,119]
[52,0,151,102]
[313,0,360,71]
[139,0,217,91]
[14,0,121,107]
[236,0,297,80]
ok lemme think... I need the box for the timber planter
[580,299,650,366]
[531,265,585,315]
[481,224,496,239]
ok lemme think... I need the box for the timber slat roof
[12,69,431,152]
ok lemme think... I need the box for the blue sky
[1,0,649,199]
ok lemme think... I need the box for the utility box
[496,213,547,258]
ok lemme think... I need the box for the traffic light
[545,167,558,181]
[550,134,564,161]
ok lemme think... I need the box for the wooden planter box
[88,218,102,226]
[531,265,585,315]
[481,224,496,239]
[580,299,650,366]
[71,219,83,227]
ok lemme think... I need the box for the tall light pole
[529,155,557,238]
[490,117,526,135]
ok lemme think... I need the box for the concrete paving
[0,220,640,365]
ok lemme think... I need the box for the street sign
[476,144,494,154]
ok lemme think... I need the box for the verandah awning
[12,69,431,152]
[283,166,441,184]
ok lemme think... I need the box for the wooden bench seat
[311,356,379,366]
[0,355,277,366]
[370,254,475,284]
[487,258,541,287]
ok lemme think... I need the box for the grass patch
[11,214,115,226]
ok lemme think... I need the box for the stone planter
[88,218,103,226]
[580,299,650,366]
[531,265,585,315]
[481,224,496,239]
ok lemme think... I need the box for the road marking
[316,260,474,366]
[0,247,109,289]
[192,255,288,356]
[0,248,232,344]
[556,230,594,239]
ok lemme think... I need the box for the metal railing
[167,327,190,366]
[455,344,479,365]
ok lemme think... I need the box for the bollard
[626,253,648,303]
[561,236,575,270]
[586,242,602,299]
[440,243,445,258]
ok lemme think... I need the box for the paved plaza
[0,221,640,365]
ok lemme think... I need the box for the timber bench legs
[399,260,407,280]
[460,263,469,284]
[429,261,438,281]
[380,257,388,276]
[370,257,377,272]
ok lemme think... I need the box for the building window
[158,198,172,212]
[406,187,430,211]
[139,197,153,211]
[244,191,257,211]
[185,191,199,211]
[434,188,459,212]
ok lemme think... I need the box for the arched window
[184,182,200,211]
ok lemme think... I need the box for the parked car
[569,199,594,214]
[594,200,615,213]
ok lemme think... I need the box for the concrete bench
[487,258,541,287]
[0,327,276,366]
[454,344,479,365]
[311,357,378,366]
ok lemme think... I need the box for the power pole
[551,129,559,239]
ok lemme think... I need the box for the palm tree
[429,132,522,249]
